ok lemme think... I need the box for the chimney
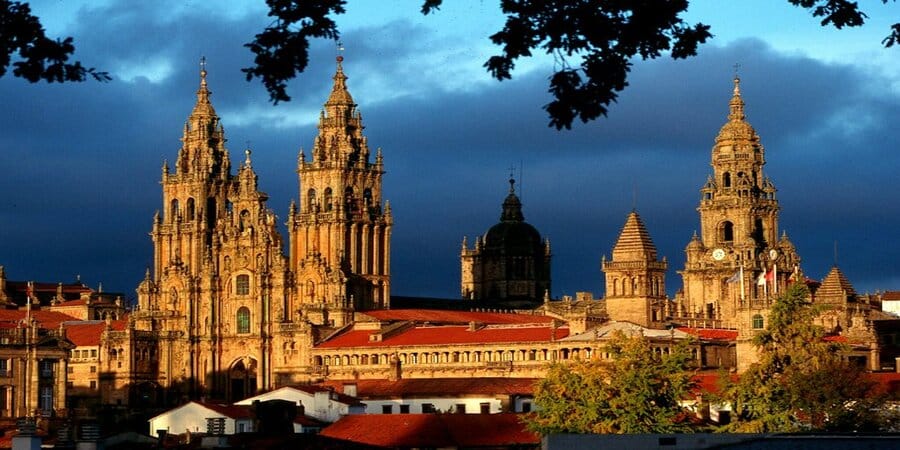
[296,400,305,417]
[342,382,357,398]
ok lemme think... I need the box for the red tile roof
[360,309,554,325]
[320,378,537,398]
[63,320,128,346]
[321,413,539,448]
[677,327,738,341]
[883,291,900,301]
[317,324,568,348]
[0,309,78,329]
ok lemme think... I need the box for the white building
[148,401,254,436]
[235,386,365,423]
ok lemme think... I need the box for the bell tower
[602,211,667,328]
[677,76,800,329]
[288,56,392,327]
[136,60,288,400]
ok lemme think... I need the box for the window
[39,386,53,411]
[66,381,74,388]
[399,404,410,414]
[480,402,490,414]
[91,349,97,358]
[752,314,764,329]
[237,423,245,433]
[237,307,251,334]
[324,188,333,212]
[67,366,73,374]
[236,275,250,296]
[90,366,96,373]
[381,405,392,414]
[455,404,466,414]
[521,402,532,413]
[421,403,436,414]
[39,360,53,378]
[721,221,734,242]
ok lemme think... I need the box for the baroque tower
[676,76,800,329]
[135,61,289,401]
[288,56,392,327]
[461,177,551,307]
[602,211,668,328]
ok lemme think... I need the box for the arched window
[307,189,317,212]
[344,187,355,211]
[363,188,373,206]
[186,198,195,220]
[752,314,764,329]
[170,199,179,220]
[239,210,250,231]
[237,307,250,334]
[723,172,731,188]
[236,274,250,296]
[720,221,734,242]
[323,188,333,212]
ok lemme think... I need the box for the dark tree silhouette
[0,0,109,83]
[243,0,898,130]
[1,1,896,128]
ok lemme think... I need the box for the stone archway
[229,357,257,402]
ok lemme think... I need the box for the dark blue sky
[1,1,898,300]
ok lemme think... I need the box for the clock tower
[676,76,800,329]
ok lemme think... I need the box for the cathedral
[0,57,897,420]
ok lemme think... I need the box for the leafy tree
[1,1,897,127]
[0,0,109,82]
[525,331,697,434]
[718,283,888,432]
[243,0,898,129]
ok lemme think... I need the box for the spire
[612,211,658,261]
[326,56,354,107]
[500,176,524,222]
[191,56,216,118]
[729,76,745,122]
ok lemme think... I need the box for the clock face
[769,249,778,260]
[712,248,726,261]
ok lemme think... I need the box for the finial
[200,56,208,86]
[336,41,345,67]
[507,166,516,193]
[244,147,252,167]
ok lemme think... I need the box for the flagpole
[774,262,778,295]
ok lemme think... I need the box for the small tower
[602,211,667,327]
[461,177,551,307]
[288,56,392,326]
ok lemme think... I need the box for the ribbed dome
[483,178,543,254]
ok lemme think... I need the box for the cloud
[0,3,898,301]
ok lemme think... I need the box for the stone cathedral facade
[130,57,390,401]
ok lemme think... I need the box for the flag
[756,272,766,286]
[726,270,741,283]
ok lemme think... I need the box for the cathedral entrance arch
[229,357,257,402]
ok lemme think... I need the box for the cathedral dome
[483,178,543,255]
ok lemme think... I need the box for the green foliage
[526,331,697,435]
[718,283,887,432]
[0,0,109,83]
[242,0,897,129]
